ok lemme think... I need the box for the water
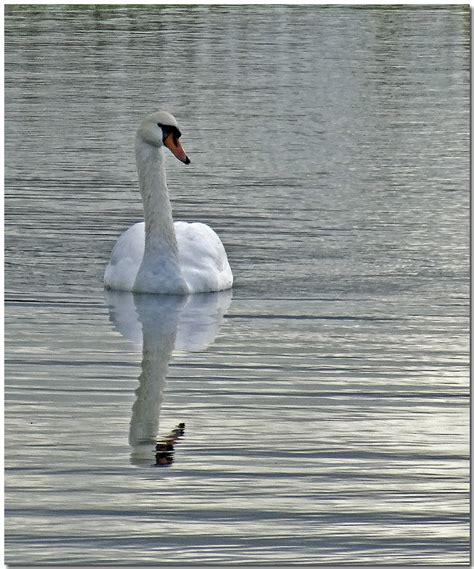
[5,5,470,566]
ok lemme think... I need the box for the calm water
[5,5,470,566]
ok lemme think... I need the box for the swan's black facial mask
[158,123,190,165]
[158,123,181,145]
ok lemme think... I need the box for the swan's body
[104,111,233,295]
[105,220,232,294]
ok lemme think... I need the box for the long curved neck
[133,139,188,294]
[135,139,179,258]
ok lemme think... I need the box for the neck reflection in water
[105,290,232,466]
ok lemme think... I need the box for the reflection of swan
[105,290,232,466]
[104,111,233,295]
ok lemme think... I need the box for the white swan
[104,111,233,295]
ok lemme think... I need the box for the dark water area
[5,5,469,565]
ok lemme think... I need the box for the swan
[104,111,233,295]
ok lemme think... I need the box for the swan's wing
[175,221,233,294]
[104,222,145,291]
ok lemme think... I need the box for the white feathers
[104,220,233,294]
[104,111,233,295]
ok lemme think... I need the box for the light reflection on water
[5,4,469,566]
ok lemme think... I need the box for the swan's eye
[170,126,181,143]
[158,123,181,144]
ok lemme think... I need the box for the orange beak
[164,134,191,164]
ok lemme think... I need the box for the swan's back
[104,221,232,294]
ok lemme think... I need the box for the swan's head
[137,111,191,165]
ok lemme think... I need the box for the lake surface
[5,5,470,566]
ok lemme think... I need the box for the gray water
[5,5,470,566]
